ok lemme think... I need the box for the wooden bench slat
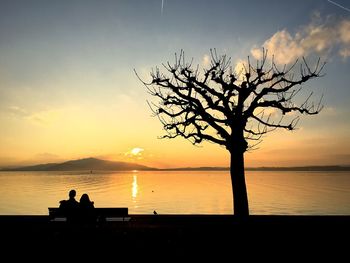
[48,207,129,222]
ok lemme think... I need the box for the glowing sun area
[131,148,144,156]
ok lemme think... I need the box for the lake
[0,170,349,215]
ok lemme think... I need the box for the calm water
[0,170,349,215]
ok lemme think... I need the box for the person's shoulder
[66,199,79,204]
[59,200,67,207]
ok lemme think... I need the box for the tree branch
[136,49,324,152]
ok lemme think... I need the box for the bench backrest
[48,207,129,220]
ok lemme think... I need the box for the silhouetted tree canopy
[136,49,325,216]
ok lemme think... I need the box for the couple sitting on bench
[51,189,129,223]
[59,189,95,223]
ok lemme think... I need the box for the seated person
[79,193,95,223]
[59,189,79,222]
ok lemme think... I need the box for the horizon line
[1,157,350,171]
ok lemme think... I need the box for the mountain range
[0,158,155,171]
[1,157,350,171]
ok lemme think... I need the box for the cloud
[6,105,62,125]
[233,59,249,83]
[338,20,350,58]
[202,54,211,67]
[251,30,304,65]
[233,59,247,74]
[251,16,350,64]
[7,106,30,118]
[339,20,350,43]
[28,110,61,125]
[124,147,145,160]
[253,107,278,117]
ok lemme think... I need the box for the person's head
[69,189,76,199]
[80,193,90,203]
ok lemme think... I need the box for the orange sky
[1,103,349,168]
[0,1,349,168]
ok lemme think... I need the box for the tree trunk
[230,151,249,217]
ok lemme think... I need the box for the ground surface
[0,215,348,260]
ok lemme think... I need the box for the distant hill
[1,158,349,172]
[1,157,156,171]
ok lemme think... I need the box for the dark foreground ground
[0,215,349,260]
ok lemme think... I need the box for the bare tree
[136,49,325,216]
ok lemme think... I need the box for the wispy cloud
[7,106,30,118]
[6,105,62,125]
[28,110,61,125]
[124,147,145,160]
[251,15,350,64]
[201,54,211,67]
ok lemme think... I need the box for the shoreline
[2,166,350,172]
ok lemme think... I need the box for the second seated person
[79,193,95,223]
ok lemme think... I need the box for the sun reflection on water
[132,174,138,199]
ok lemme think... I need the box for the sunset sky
[0,0,349,168]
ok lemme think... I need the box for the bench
[48,207,131,222]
